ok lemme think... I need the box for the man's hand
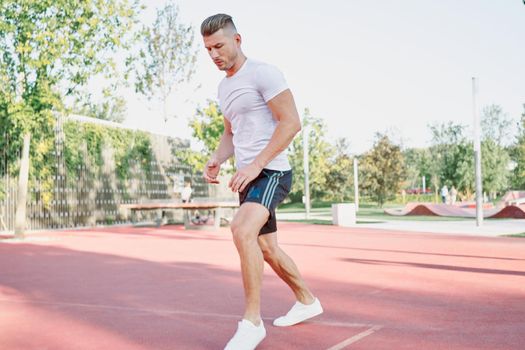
[204,158,221,184]
[229,162,263,193]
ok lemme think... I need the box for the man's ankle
[243,315,262,326]
[297,293,315,305]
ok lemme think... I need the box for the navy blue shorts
[239,169,292,235]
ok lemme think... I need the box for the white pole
[472,77,483,227]
[422,175,426,193]
[353,157,359,212]
[303,125,310,219]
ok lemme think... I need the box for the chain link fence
[0,115,208,233]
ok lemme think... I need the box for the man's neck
[226,55,247,77]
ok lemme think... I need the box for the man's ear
[234,33,242,46]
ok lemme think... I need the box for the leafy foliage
[360,133,406,207]
[288,109,334,202]
[0,0,142,205]
[324,138,354,202]
[428,121,467,191]
[131,0,197,122]
[62,120,154,180]
[510,104,525,189]
[71,88,127,123]
[425,109,513,199]
[177,100,231,173]
[481,104,512,146]
[403,147,432,191]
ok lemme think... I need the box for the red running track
[1,223,524,350]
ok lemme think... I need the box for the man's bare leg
[258,232,323,327]
[258,232,314,304]
[230,202,271,325]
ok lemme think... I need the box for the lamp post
[303,125,310,219]
[472,77,483,227]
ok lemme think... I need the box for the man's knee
[231,218,257,245]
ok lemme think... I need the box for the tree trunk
[14,133,31,238]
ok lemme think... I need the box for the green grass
[278,200,525,228]
[278,202,484,225]
[280,219,332,225]
[278,202,472,222]
[280,218,384,225]
[503,232,525,238]
[355,207,472,222]
[279,201,333,211]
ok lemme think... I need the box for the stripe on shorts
[261,173,278,208]
[262,171,284,208]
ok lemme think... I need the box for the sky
[117,0,525,154]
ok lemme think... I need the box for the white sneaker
[224,319,266,350]
[273,298,323,327]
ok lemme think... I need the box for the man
[201,13,323,350]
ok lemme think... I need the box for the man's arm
[229,89,301,192]
[213,118,235,163]
[204,118,234,184]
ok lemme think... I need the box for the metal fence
[0,115,207,233]
[0,132,19,232]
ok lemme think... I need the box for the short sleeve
[254,64,289,103]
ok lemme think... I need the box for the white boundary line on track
[325,325,383,350]
[0,298,382,331]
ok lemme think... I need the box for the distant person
[449,186,458,205]
[181,180,193,203]
[172,174,184,200]
[440,185,448,204]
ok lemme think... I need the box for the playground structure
[385,191,525,219]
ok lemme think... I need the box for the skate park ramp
[489,204,525,219]
[501,191,525,205]
[385,202,525,219]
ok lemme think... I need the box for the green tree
[403,147,432,191]
[1,0,142,236]
[288,109,333,202]
[510,104,525,189]
[132,0,197,122]
[178,100,232,173]
[427,114,511,200]
[481,104,512,146]
[449,141,475,196]
[427,123,475,198]
[360,133,405,207]
[479,105,512,198]
[324,138,353,202]
[481,139,510,199]
[72,87,127,123]
[428,121,467,192]
[0,0,141,173]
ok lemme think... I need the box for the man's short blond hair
[201,13,237,36]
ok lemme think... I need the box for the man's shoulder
[249,59,280,72]
[249,60,285,87]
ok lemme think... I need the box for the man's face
[203,28,240,72]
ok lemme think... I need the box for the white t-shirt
[181,186,192,202]
[218,58,292,171]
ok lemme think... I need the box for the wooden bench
[120,201,239,230]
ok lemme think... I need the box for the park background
[1,0,525,233]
